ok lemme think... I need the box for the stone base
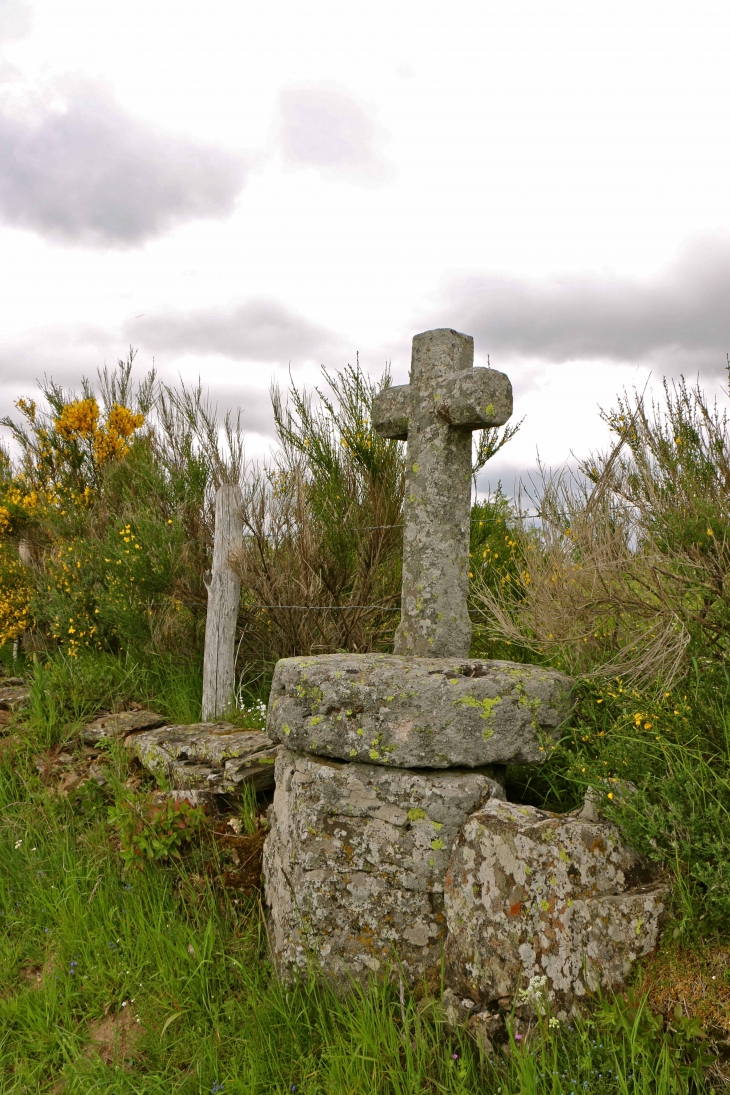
[263,747,505,988]
[126,723,278,794]
[444,800,668,1016]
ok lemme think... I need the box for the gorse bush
[0,542,31,645]
[469,488,536,662]
[0,352,244,661]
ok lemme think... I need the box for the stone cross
[372,328,512,657]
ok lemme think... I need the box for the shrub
[475,376,730,687]
[2,350,522,680]
[0,542,31,645]
[0,352,243,661]
[229,363,406,665]
[108,791,206,871]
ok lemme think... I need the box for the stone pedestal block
[263,748,505,988]
[267,654,574,768]
[443,800,667,1016]
[126,723,278,794]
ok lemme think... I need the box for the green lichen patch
[407,808,428,822]
[454,694,502,721]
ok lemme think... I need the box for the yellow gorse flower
[54,398,145,468]
[56,398,99,440]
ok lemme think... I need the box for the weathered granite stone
[263,747,505,987]
[443,799,667,1016]
[372,329,512,657]
[81,709,167,744]
[267,653,573,768]
[0,681,30,711]
[126,722,278,793]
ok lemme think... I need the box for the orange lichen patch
[86,1007,144,1067]
[633,943,730,1038]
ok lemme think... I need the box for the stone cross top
[372,328,512,658]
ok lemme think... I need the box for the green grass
[0,655,722,1093]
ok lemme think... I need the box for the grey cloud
[127,299,346,364]
[278,86,391,183]
[193,382,276,440]
[0,323,113,391]
[0,324,280,450]
[0,0,31,42]
[0,81,245,246]
[444,237,730,373]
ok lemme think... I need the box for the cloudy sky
[1,0,729,491]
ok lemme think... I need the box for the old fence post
[202,483,243,721]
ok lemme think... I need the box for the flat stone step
[126,722,278,793]
[0,683,30,711]
[81,709,168,744]
[267,653,574,768]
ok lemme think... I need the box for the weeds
[108,793,207,871]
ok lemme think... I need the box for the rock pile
[80,711,277,801]
[0,677,29,712]
[264,747,505,985]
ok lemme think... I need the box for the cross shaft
[373,328,512,657]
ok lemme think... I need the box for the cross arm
[372,383,410,440]
[437,367,512,429]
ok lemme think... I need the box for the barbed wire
[240,603,399,611]
[364,513,550,529]
[240,603,493,614]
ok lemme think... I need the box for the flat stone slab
[267,654,574,768]
[262,747,505,988]
[443,799,668,1016]
[126,722,278,793]
[81,709,167,744]
[0,682,30,711]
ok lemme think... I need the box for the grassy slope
[0,653,725,1093]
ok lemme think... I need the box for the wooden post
[202,484,243,721]
[14,540,33,661]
